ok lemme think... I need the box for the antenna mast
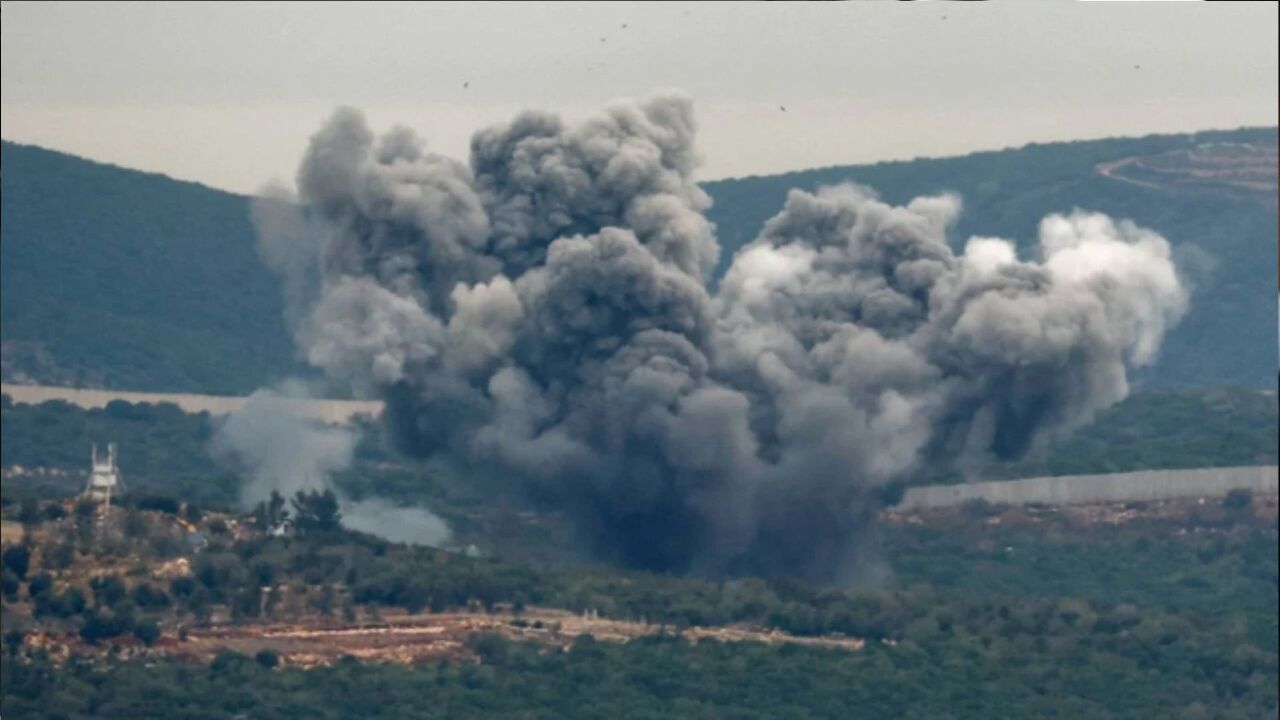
[84,442,123,523]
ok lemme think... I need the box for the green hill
[0,142,301,394]
[2,128,1276,394]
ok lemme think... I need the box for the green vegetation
[5,386,1273,509]
[1,485,1275,719]
[918,386,1279,484]
[886,522,1277,633]
[2,386,1276,717]
[0,141,304,394]
[0,395,239,506]
[4,128,1277,394]
[3,621,1275,720]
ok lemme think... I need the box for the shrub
[1222,489,1253,512]
[1,569,19,599]
[2,545,31,580]
[210,650,249,673]
[3,629,27,653]
[90,575,127,607]
[46,542,76,570]
[131,583,172,609]
[18,498,41,526]
[26,573,53,599]
[133,619,162,646]
[255,649,280,669]
[79,610,129,644]
[470,632,510,666]
[59,588,88,617]
[962,498,1002,519]
[169,576,197,598]
[135,495,181,514]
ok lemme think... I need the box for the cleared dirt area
[1095,141,1278,202]
[1,520,25,546]
[1,383,382,425]
[24,607,865,669]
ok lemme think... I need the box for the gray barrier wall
[896,466,1279,511]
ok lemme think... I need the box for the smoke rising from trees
[253,94,1188,580]
[211,381,451,547]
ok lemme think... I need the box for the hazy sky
[2,1,1276,195]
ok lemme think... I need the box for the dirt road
[26,607,865,668]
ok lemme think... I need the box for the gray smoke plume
[256,95,1188,580]
[250,185,326,330]
[211,381,451,547]
[338,497,452,548]
[212,381,357,506]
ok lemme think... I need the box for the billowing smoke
[257,94,1188,580]
[211,381,451,547]
[339,497,452,548]
[212,381,357,506]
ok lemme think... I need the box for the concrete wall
[896,466,1280,510]
[1,383,383,426]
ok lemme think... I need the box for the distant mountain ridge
[2,126,1276,394]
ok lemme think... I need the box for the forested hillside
[3,127,1276,394]
[2,479,1276,719]
[0,142,301,394]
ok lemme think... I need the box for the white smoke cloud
[211,381,356,507]
[211,380,450,547]
[339,497,452,548]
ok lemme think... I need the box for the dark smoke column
[261,97,1188,582]
[280,95,760,574]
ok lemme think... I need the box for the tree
[18,497,41,529]
[90,575,127,607]
[59,587,88,617]
[135,495,180,514]
[188,586,213,623]
[210,650,249,674]
[133,619,161,646]
[254,490,289,533]
[311,584,336,618]
[74,498,97,519]
[3,628,27,657]
[255,649,280,669]
[291,489,342,536]
[2,545,30,580]
[26,573,53,599]
[1,569,19,599]
[46,541,76,570]
[79,610,128,644]
[124,507,149,539]
[1222,489,1253,512]
[131,583,171,609]
[470,632,510,666]
[169,576,197,598]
